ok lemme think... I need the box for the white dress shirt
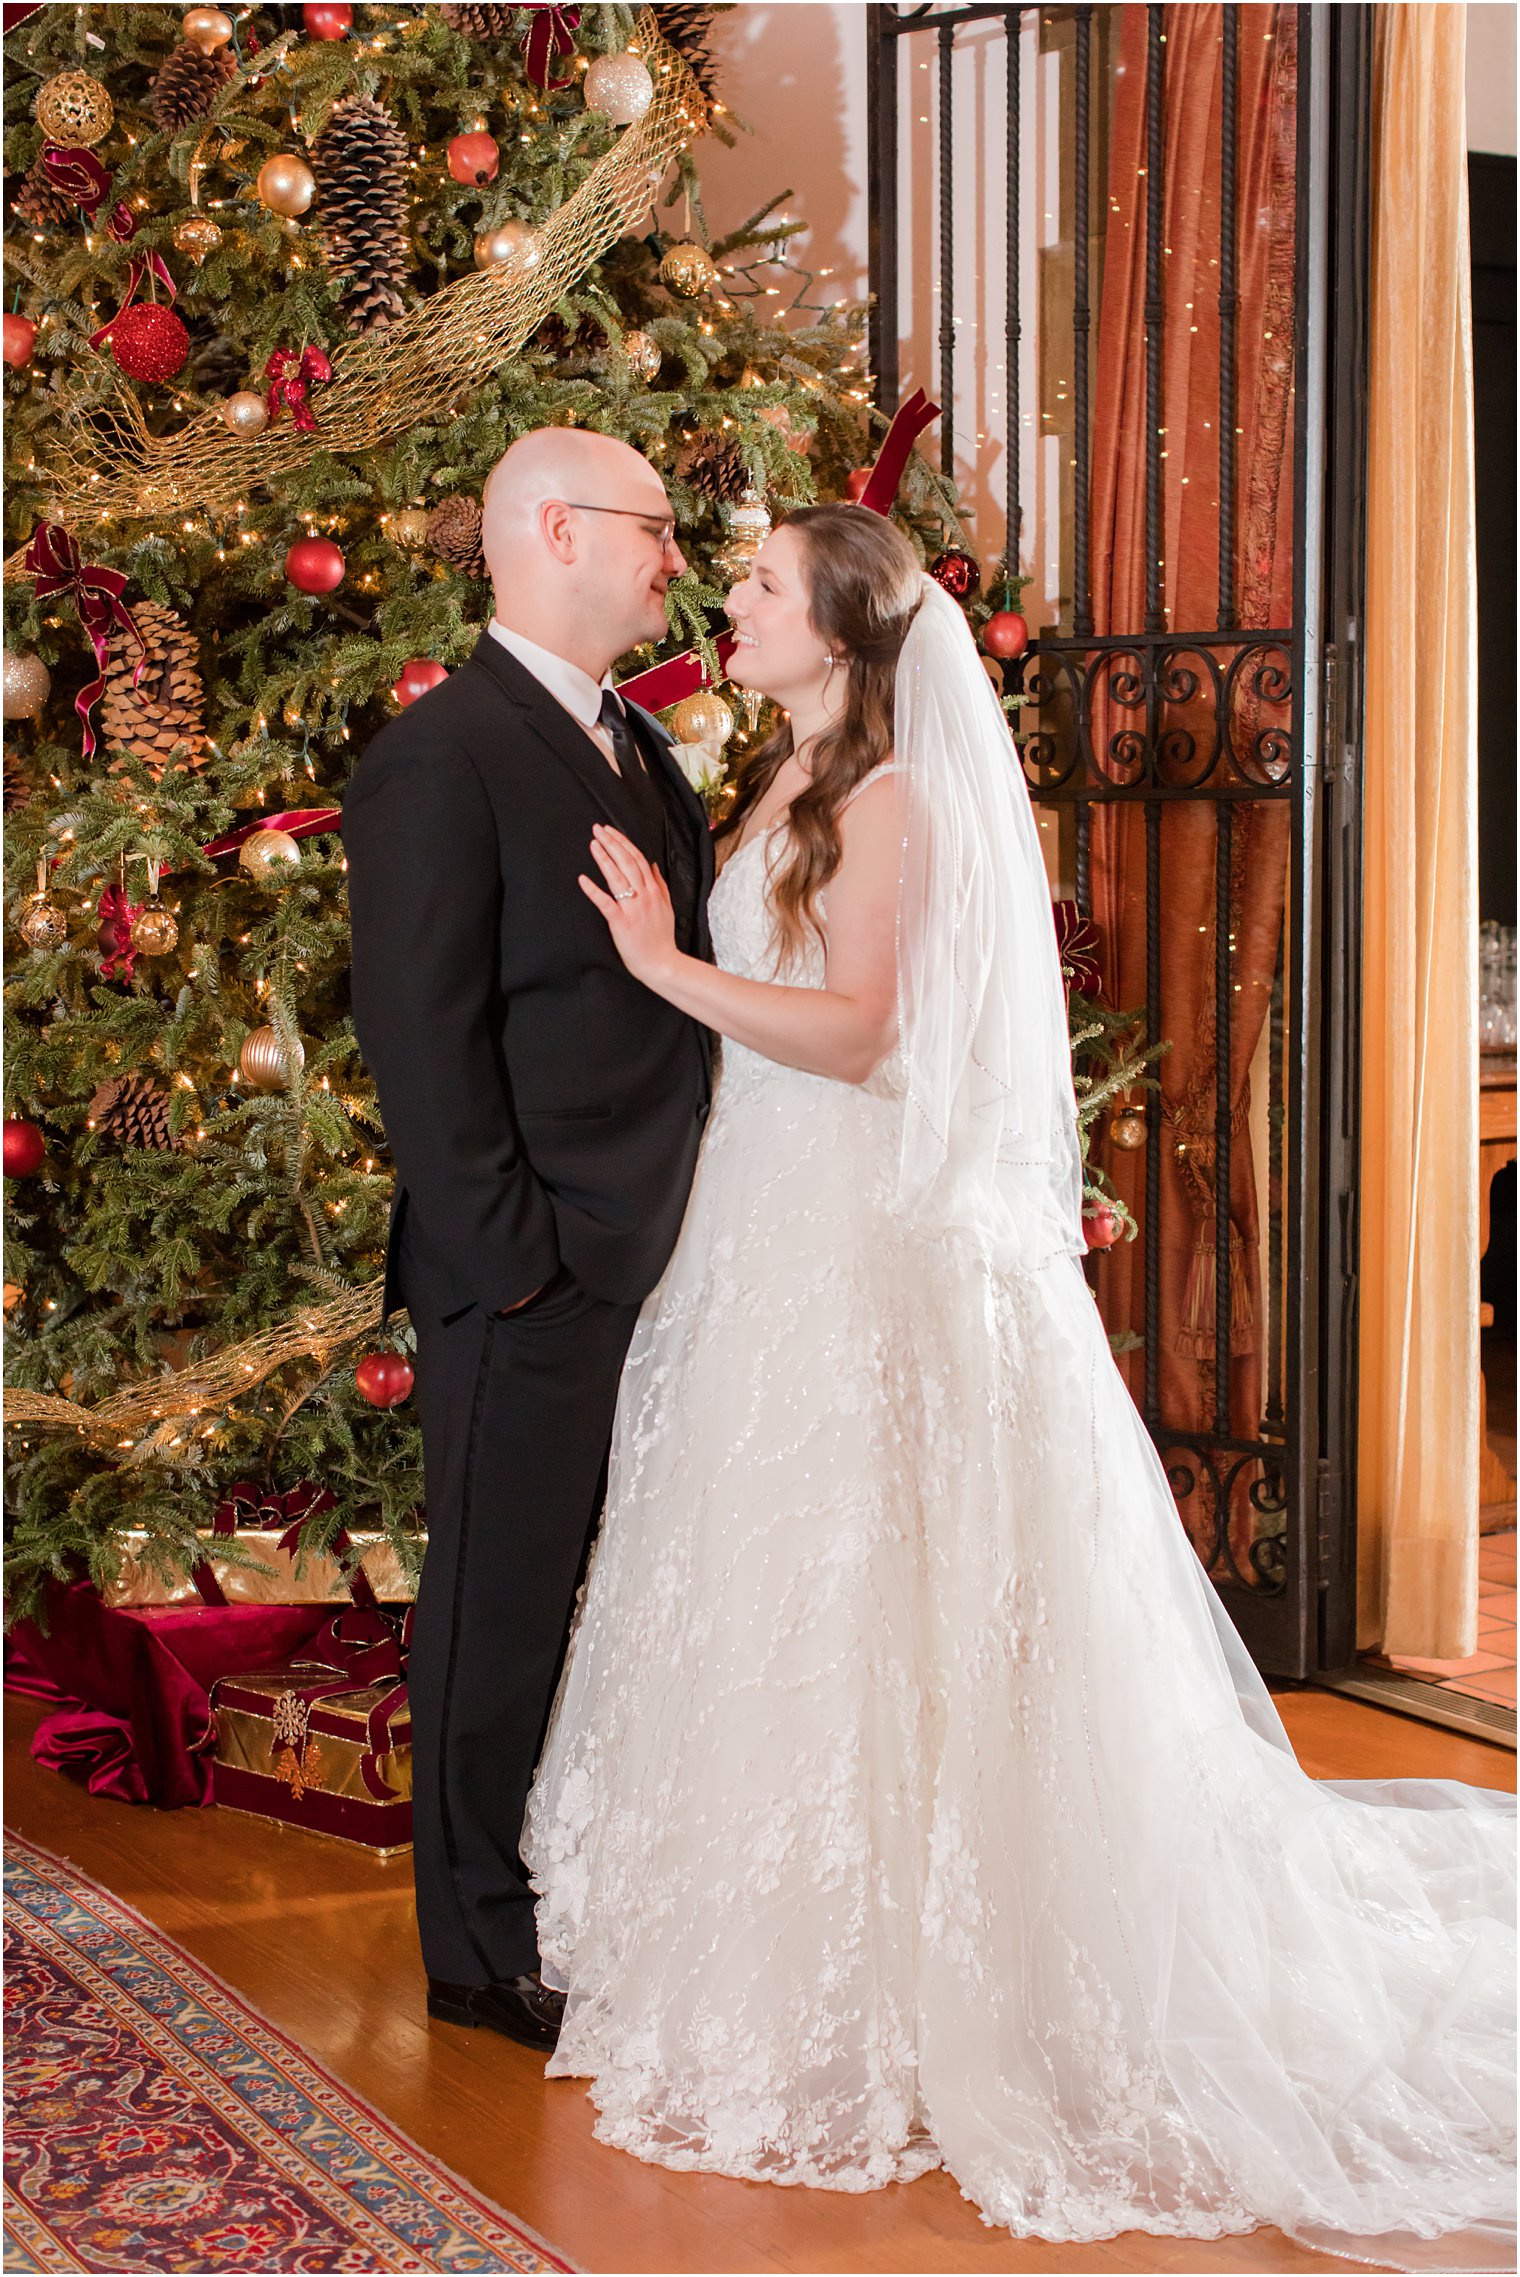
[487,619,623,774]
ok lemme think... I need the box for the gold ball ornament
[130,899,180,957]
[3,650,50,721]
[239,1025,304,1092]
[182,6,234,50]
[669,690,734,750]
[387,507,432,547]
[620,329,663,382]
[660,241,717,297]
[35,70,114,148]
[238,827,302,885]
[257,153,316,219]
[715,487,772,580]
[583,50,655,126]
[1110,1107,1147,1151]
[174,216,223,265]
[17,892,67,953]
[474,220,542,272]
[221,389,269,438]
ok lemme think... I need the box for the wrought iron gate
[866,2,1371,1676]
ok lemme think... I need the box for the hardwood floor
[5,1685,1512,2276]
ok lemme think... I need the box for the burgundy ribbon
[192,1479,342,1608]
[286,1605,413,1800]
[40,144,110,211]
[618,390,942,717]
[25,521,146,761]
[95,882,143,981]
[1054,900,1103,998]
[522,4,580,89]
[262,346,333,434]
[87,250,178,353]
[200,808,342,863]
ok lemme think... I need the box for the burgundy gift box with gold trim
[210,1606,412,1855]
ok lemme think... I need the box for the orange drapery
[1087,5,1298,1575]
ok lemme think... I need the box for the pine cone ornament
[676,432,751,506]
[653,5,721,99]
[532,308,609,369]
[425,494,486,578]
[150,40,236,134]
[10,155,76,229]
[88,1074,177,1152]
[312,96,410,336]
[100,601,208,778]
[440,3,518,37]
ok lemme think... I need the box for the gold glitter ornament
[659,240,716,297]
[473,220,542,272]
[620,329,662,381]
[387,507,432,547]
[669,690,733,749]
[238,827,302,885]
[174,215,223,264]
[584,50,655,125]
[35,71,114,149]
[2,650,50,721]
[1110,1107,1147,1150]
[240,1025,304,1092]
[182,6,234,51]
[221,389,269,438]
[257,153,316,219]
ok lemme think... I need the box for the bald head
[480,430,682,679]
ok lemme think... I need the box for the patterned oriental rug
[3,1835,574,2275]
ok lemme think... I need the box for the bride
[521,504,1515,2268]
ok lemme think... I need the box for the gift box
[210,1606,413,1855]
[99,1480,424,1609]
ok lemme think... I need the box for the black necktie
[598,689,648,783]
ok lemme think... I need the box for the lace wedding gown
[523,784,1516,2267]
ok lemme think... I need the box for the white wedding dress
[523,636,1515,2267]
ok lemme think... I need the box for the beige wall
[1465,1,1517,152]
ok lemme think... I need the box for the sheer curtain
[1356,5,1480,1661]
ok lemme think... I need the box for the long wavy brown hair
[713,504,925,967]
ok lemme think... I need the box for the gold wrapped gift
[100,1526,423,1609]
[211,1636,412,1854]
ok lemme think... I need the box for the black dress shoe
[425,1973,565,2051]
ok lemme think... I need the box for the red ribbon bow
[87,249,178,354]
[1053,900,1103,998]
[522,4,580,88]
[24,521,145,762]
[262,345,334,434]
[287,1605,413,1799]
[193,1479,367,1608]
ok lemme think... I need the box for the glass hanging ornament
[17,858,67,954]
[238,826,302,885]
[584,50,654,125]
[660,241,717,297]
[35,70,114,147]
[130,859,180,957]
[714,487,771,581]
[239,1025,304,1092]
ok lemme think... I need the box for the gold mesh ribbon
[4,1280,387,1461]
[5,12,703,565]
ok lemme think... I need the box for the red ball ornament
[448,131,500,186]
[108,303,191,384]
[929,548,981,604]
[1083,1202,1121,1252]
[285,536,345,593]
[3,1119,45,1178]
[355,1351,415,1408]
[303,0,352,35]
[844,468,872,503]
[393,658,448,708]
[3,314,36,369]
[982,608,1029,660]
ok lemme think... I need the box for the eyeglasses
[560,501,678,550]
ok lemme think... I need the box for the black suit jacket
[343,631,715,1321]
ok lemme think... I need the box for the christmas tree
[2,1,966,1627]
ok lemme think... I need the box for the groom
[343,430,714,2049]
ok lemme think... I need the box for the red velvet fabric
[5,1580,334,1807]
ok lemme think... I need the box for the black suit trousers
[405,1232,641,1985]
